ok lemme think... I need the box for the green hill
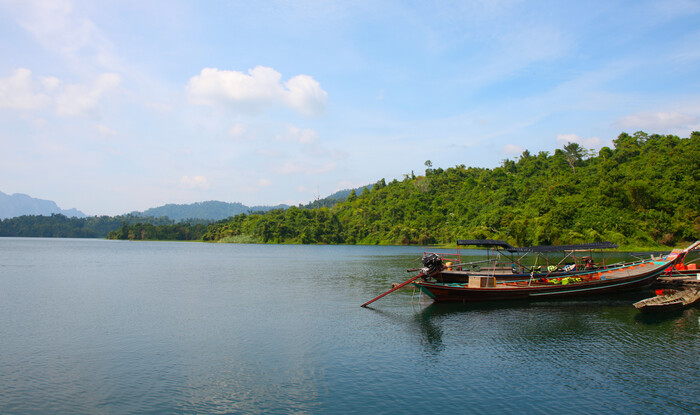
[136,200,290,221]
[18,131,697,247]
[201,131,700,248]
[0,214,174,238]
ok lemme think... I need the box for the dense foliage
[3,132,698,248]
[0,214,181,238]
[202,131,700,248]
[137,200,290,221]
[107,221,209,241]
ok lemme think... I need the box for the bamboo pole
[361,274,423,308]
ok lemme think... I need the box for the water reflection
[401,297,700,358]
[3,239,698,414]
[410,306,446,355]
[364,305,446,355]
[634,306,700,327]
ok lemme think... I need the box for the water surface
[0,238,698,414]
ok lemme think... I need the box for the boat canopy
[456,239,515,249]
[456,239,618,252]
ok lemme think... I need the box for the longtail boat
[411,241,700,303]
[633,288,700,313]
[361,240,700,307]
[662,255,700,278]
[424,240,621,284]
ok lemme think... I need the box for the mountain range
[0,187,362,221]
[0,191,86,220]
[133,201,290,222]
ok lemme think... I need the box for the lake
[0,238,698,414]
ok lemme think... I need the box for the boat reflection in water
[405,295,699,354]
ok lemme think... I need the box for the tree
[41,130,695,248]
[562,142,588,173]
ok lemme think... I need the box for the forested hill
[136,201,290,221]
[0,214,178,238]
[8,131,697,247]
[201,131,699,248]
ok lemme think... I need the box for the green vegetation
[107,221,209,241]
[2,131,698,248]
[200,131,699,248]
[137,200,289,221]
[201,207,344,244]
[0,214,187,239]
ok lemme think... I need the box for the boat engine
[421,253,443,279]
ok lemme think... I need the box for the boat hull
[633,288,700,313]
[636,302,685,313]
[415,259,672,302]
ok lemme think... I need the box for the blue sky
[1,0,699,216]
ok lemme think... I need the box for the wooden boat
[411,241,700,303]
[427,240,620,284]
[633,288,700,313]
[663,260,700,278]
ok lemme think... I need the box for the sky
[1,0,699,216]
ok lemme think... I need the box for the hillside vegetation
[200,131,699,248]
[136,200,290,221]
[5,131,698,248]
[0,214,187,238]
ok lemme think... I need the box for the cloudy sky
[1,0,699,215]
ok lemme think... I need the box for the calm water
[0,238,698,414]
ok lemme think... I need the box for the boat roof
[456,239,618,252]
[456,239,515,249]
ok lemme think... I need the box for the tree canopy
[4,131,698,248]
[199,131,699,248]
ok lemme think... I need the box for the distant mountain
[0,186,370,223]
[298,185,372,209]
[132,188,376,222]
[134,200,289,222]
[0,191,86,219]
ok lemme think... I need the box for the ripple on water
[1,239,698,414]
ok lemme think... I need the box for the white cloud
[556,133,603,148]
[186,66,327,116]
[257,178,272,187]
[257,148,281,157]
[278,162,306,175]
[614,111,697,132]
[228,122,247,140]
[0,68,120,117]
[277,161,337,175]
[180,175,210,190]
[0,68,51,110]
[40,76,60,91]
[275,125,319,144]
[502,144,524,155]
[97,124,117,136]
[54,73,120,117]
[336,180,370,191]
[284,74,327,116]
[8,0,114,68]
[329,149,349,160]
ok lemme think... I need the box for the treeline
[107,222,209,241]
[0,214,184,238]
[4,131,699,247]
[200,131,699,247]
[201,207,343,243]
